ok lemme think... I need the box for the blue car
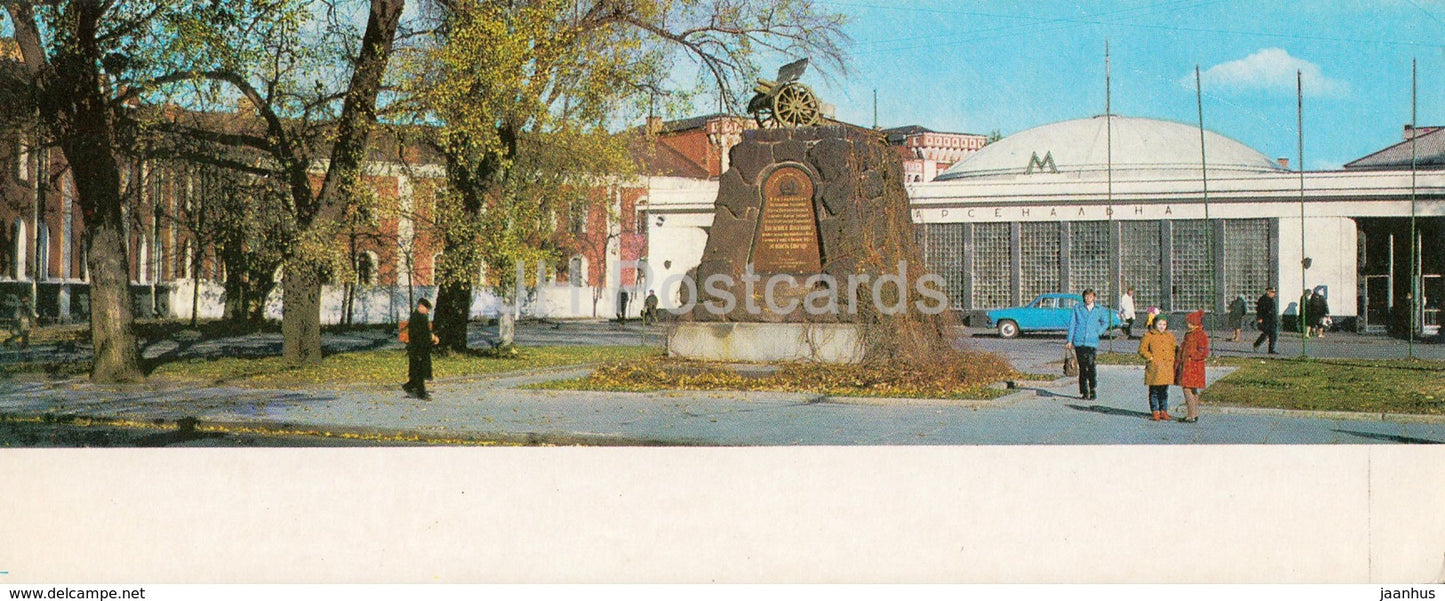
[985,293,1121,339]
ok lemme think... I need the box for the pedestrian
[1226,293,1247,342]
[617,289,630,322]
[643,289,659,325]
[1066,288,1112,400]
[1252,287,1279,354]
[1118,287,1137,339]
[402,298,438,400]
[1138,314,1178,421]
[1306,287,1317,335]
[1176,309,1209,423]
[5,293,35,349]
[1308,289,1330,339]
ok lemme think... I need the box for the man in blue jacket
[1066,288,1113,400]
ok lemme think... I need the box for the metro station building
[647,115,1445,334]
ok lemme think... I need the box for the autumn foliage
[573,351,1020,399]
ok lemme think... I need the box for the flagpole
[1195,65,1212,330]
[1106,40,1115,354]
[1409,58,1418,359]
[1298,70,1308,359]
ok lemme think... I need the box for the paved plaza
[0,320,1441,446]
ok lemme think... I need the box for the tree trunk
[282,262,324,366]
[190,256,201,327]
[3,1,142,383]
[84,216,142,383]
[343,282,354,328]
[434,278,471,352]
[281,0,405,366]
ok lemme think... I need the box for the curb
[1203,404,1445,425]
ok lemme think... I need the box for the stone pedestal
[667,322,863,364]
[672,124,947,364]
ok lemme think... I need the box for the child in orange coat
[1137,315,1178,421]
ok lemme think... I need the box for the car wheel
[998,320,1019,339]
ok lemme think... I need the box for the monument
[667,61,955,364]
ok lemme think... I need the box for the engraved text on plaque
[751,166,822,273]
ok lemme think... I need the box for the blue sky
[810,0,1445,170]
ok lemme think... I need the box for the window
[1057,297,1077,309]
[921,223,966,310]
[430,252,444,286]
[569,204,588,236]
[12,219,26,280]
[568,256,586,287]
[16,135,28,182]
[972,222,1011,309]
[181,241,193,280]
[1121,221,1162,311]
[1225,219,1271,302]
[137,235,149,284]
[1069,221,1111,293]
[1034,297,1056,309]
[1020,222,1061,301]
[356,252,377,286]
[1171,220,1216,312]
[36,221,49,281]
[636,208,648,236]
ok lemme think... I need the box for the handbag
[1063,347,1079,377]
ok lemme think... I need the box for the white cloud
[1186,48,1349,97]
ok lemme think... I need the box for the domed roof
[935,115,1283,181]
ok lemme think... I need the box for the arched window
[12,219,26,281]
[356,251,378,286]
[35,220,49,281]
[568,255,586,287]
[181,241,194,280]
[430,252,445,287]
[136,235,149,284]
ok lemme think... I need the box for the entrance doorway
[1361,274,1391,333]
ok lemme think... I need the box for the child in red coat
[1176,310,1210,423]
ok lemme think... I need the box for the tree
[133,0,408,365]
[401,0,848,352]
[1,1,152,382]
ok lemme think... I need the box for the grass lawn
[1095,352,1445,415]
[529,351,1021,400]
[146,345,659,388]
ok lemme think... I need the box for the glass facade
[922,223,967,310]
[1069,221,1111,294]
[1170,220,1216,311]
[913,217,1274,314]
[1224,218,1271,301]
[1020,222,1061,301]
[1121,220,1163,311]
[972,222,1012,309]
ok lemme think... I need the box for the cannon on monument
[746,58,824,128]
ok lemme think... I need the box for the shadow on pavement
[135,429,229,447]
[1333,429,1442,444]
[1022,387,1077,399]
[1064,403,1153,420]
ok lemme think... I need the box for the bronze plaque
[751,166,822,273]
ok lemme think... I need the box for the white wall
[646,225,709,311]
[164,280,227,321]
[1276,216,1358,318]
